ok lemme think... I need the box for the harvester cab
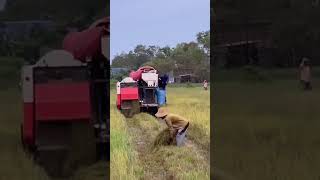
[116,66,159,117]
[138,67,159,107]
[21,17,109,177]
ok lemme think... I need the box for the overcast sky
[110,0,210,60]
[0,0,6,11]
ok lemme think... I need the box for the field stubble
[213,79,320,180]
[110,86,210,180]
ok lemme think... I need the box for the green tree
[111,31,210,81]
[143,57,174,74]
[196,31,210,56]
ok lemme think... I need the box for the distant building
[171,67,201,83]
[111,67,128,76]
[174,74,199,83]
[213,18,275,68]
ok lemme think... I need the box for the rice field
[0,88,50,180]
[213,71,320,180]
[110,85,210,180]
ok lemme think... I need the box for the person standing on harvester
[155,107,189,146]
[158,73,169,105]
[159,74,169,90]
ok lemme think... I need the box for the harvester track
[28,122,101,178]
[125,114,208,180]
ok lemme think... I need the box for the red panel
[129,69,143,81]
[129,66,156,81]
[23,103,34,146]
[63,27,106,62]
[120,87,139,100]
[63,17,109,62]
[116,94,121,109]
[35,82,91,121]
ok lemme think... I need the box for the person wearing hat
[299,57,312,90]
[203,80,208,90]
[155,107,189,146]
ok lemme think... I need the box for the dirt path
[127,118,168,179]
[126,114,209,180]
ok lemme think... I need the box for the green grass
[0,57,24,89]
[0,88,50,180]
[110,87,210,179]
[110,105,142,180]
[0,88,108,180]
[213,76,320,179]
[213,67,320,83]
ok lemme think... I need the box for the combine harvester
[116,66,163,118]
[20,17,109,176]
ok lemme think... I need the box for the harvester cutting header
[21,17,109,176]
[116,66,167,117]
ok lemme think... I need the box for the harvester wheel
[34,149,72,177]
[149,107,159,116]
[140,106,158,116]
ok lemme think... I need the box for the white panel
[142,73,158,87]
[121,77,135,83]
[35,50,84,67]
[22,66,33,103]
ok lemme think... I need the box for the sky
[110,0,210,60]
[0,0,6,11]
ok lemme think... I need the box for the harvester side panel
[34,82,91,121]
[23,103,34,145]
[143,88,157,104]
[120,87,139,100]
[116,95,121,109]
[22,66,35,146]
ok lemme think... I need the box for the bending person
[155,107,189,146]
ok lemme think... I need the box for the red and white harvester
[116,66,159,117]
[21,17,109,176]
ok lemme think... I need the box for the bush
[111,69,130,82]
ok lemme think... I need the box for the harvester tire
[150,107,159,116]
[140,106,158,116]
[35,149,72,178]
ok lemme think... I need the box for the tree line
[213,0,320,67]
[111,30,210,81]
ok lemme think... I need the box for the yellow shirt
[164,113,189,137]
